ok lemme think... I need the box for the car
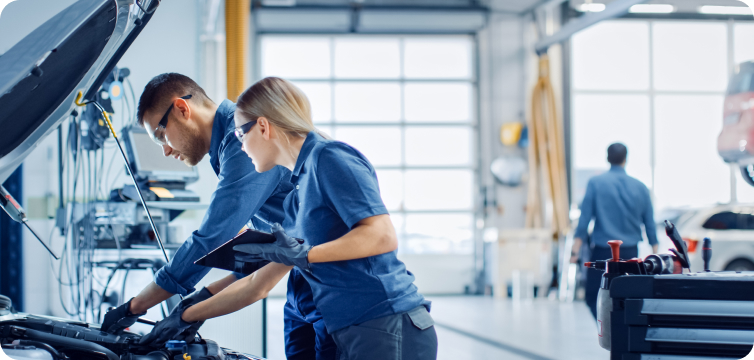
[657,204,754,272]
[718,61,754,186]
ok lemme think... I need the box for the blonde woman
[230,77,437,359]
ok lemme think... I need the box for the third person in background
[570,143,659,320]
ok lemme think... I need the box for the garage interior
[1,0,754,359]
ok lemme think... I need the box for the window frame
[255,34,480,255]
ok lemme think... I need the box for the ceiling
[569,0,748,13]
[259,0,750,14]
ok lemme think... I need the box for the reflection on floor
[265,296,608,360]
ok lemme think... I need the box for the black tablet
[194,229,276,275]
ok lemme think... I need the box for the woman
[228,77,438,359]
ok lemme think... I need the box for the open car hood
[0,0,159,183]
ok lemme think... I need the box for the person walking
[570,143,659,320]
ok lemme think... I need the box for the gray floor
[265,296,608,360]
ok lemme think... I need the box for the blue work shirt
[574,165,658,248]
[283,132,429,333]
[154,100,294,295]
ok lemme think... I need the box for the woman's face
[235,110,278,173]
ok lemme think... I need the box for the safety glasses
[149,94,192,146]
[234,119,257,143]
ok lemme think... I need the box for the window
[702,212,740,230]
[260,35,477,254]
[571,20,734,210]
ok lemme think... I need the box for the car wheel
[724,259,754,272]
[740,165,754,187]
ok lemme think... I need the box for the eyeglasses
[149,94,192,145]
[234,119,257,142]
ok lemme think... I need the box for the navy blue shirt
[283,132,429,333]
[154,100,294,295]
[574,165,658,248]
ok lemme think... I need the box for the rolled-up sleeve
[154,136,284,295]
[317,144,388,229]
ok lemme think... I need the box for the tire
[740,165,754,187]
[724,259,754,272]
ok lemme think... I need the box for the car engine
[0,296,263,360]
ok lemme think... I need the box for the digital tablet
[194,229,276,275]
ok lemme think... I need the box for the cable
[75,92,170,265]
[126,78,137,126]
[135,0,160,15]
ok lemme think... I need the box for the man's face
[142,98,208,166]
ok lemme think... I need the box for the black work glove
[101,298,146,335]
[139,295,199,347]
[176,287,212,343]
[233,223,311,272]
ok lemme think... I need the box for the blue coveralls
[280,132,437,359]
[153,100,336,359]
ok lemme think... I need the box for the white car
[656,205,754,272]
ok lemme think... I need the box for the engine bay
[0,313,262,360]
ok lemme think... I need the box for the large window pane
[376,170,403,211]
[572,94,653,195]
[404,83,472,122]
[654,95,728,209]
[334,37,400,79]
[652,22,728,92]
[737,170,754,203]
[335,126,402,166]
[262,37,331,79]
[405,170,473,210]
[404,37,472,79]
[405,127,472,166]
[334,83,401,122]
[292,82,332,124]
[572,21,650,91]
[734,24,754,65]
[404,213,473,254]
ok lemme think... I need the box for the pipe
[9,326,119,360]
[534,0,647,55]
[226,0,251,100]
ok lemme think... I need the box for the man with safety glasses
[102,73,338,359]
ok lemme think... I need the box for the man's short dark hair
[137,73,213,127]
[607,143,627,165]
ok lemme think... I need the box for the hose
[15,340,67,360]
[8,326,119,360]
[527,54,569,236]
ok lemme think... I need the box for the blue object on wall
[0,165,23,311]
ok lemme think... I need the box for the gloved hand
[176,287,212,343]
[233,223,311,272]
[101,298,146,334]
[139,295,199,347]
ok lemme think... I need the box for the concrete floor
[265,296,608,360]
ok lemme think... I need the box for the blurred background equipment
[526,55,569,237]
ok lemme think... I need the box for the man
[101,73,337,359]
[570,143,658,320]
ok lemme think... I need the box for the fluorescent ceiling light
[578,3,606,12]
[629,4,675,13]
[698,5,752,15]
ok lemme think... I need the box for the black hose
[10,326,119,360]
[128,351,170,360]
[17,340,67,360]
